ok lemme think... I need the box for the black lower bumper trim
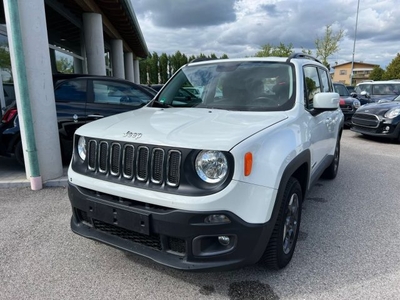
[68,182,274,271]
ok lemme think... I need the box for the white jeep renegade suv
[68,53,344,271]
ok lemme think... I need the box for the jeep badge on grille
[123,131,142,139]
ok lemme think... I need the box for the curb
[0,176,68,189]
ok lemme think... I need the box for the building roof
[332,61,378,68]
[0,0,149,58]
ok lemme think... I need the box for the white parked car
[68,54,344,271]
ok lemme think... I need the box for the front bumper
[68,182,274,271]
[351,119,400,139]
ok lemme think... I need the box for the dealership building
[0,0,148,189]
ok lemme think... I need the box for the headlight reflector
[77,136,87,160]
[195,150,228,183]
[352,99,360,109]
[384,108,400,119]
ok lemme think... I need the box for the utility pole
[350,0,361,86]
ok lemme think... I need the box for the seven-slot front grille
[87,140,182,187]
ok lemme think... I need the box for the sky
[132,0,400,69]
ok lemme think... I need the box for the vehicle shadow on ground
[123,252,281,299]
[352,132,399,144]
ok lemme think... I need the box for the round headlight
[77,136,87,160]
[352,99,360,109]
[195,150,228,183]
[384,108,400,119]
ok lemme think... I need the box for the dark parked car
[333,83,360,127]
[346,85,355,94]
[1,83,16,116]
[149,84,164,91]
[0,74,156,165]
[351,96,400,142]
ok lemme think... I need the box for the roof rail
[190,57,218,63]
[286,53,322,64]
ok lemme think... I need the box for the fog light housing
[204,214,231,224]
[218,235,230,246]
[192,235,237,257]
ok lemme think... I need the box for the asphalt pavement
[1,130,400,300]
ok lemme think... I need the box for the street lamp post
[350,0,361,86]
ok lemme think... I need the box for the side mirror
[313,92,340,110]
[350,92,358,98]
[360,91,370,98]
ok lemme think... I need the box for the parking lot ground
[0,156,67,189]
[1,130,400,300]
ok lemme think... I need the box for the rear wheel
[14,140,24,166]
[260,177,302,269]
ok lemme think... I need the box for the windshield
[355,83,400,95]
[153,61,295,111]
[334,84,350,96]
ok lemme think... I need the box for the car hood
[357,101,400,115]
[76,107,288,150]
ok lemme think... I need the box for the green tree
[159,53,169,83]
[139,57,148,84]
[148,51,159,84]
[254,42,293,57]
[382,53,400,80]
[369,65,385,81]
[315,24,344,69]
[0,43,12,80]
[56,57,73,73]
[301,48,313,55]
[220,54,229,59]
[188,55,196,62]
[170,51,188,75]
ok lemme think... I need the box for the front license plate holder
[88,202,151,235]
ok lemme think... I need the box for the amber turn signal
[244,152,253,176]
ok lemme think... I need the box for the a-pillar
[4,0,63,186]
[124,52,134,82]
[82,13,106,75]
[133,58,140,84]
[111,39,124,79]
[49,48,57,73]
[73,57,83,74]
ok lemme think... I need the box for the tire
[260,177,302,269]
[322,140,340,179]
[14,140,25,166]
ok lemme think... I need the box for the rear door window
[92,80,152,107]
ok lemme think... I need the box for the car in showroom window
[0,74,155,165]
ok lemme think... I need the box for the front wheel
[322,140,340,179]
[260,177,302,269]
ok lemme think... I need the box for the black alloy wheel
[260,177,302,269]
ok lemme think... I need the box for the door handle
[88,114,104,118]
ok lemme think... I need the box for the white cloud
[134,0,400,68]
